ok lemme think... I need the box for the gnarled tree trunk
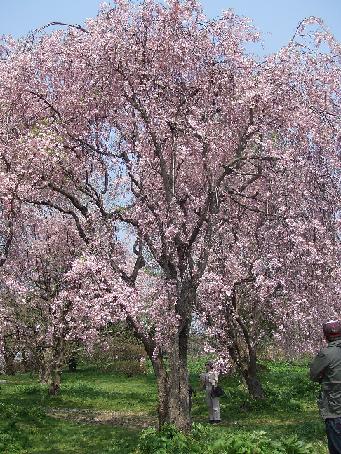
[241,348,265,400]
[129,272,195,431]
[167,322,191,431]
[148,316,192,431]
[48,336,64,395]
[39,347,52,383]
[228,334,265,400]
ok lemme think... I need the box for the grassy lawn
[0,360,328,453]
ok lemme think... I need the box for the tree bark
[3,336,15,375]
[228,331,265,399]
[226,287,266,400]
[4,352,15,375]
[129,274,194,431]
[242,348,265,400]
[39,347,52,383]
[48,337,64,395]
[153,356,169,429]
[48,368,61,395]
[150,320,192,431]
[167,322,191,431]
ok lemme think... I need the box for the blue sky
[1,0,340,54]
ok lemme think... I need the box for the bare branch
[47,182,89,217]
[34,21,89,34]
[24,199,89,244]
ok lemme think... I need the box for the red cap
[323,320,341,339]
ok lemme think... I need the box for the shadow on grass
[0,361,328,453]
[1,370,158,414]
[23,415,138,454]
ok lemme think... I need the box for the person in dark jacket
[310,320,341,454]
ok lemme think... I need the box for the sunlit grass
[0,360,328,453]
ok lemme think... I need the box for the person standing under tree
[201,361,221,424]
[310,320,341,454]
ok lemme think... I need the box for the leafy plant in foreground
[135,424,314,454]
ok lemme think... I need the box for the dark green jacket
[310,339,341,419]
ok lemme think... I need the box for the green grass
[188,360,327,453]
[0,360,328,453]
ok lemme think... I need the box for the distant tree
[0,213,85,393]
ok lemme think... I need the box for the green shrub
[136,423,213,454]
[135,425,313,454]
[220,432,313,454]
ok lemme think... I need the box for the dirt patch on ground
[47,407,157,429]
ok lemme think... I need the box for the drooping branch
[24,199,89,244]
[47,182,89,217]
[29,91,62,120]
[34,21,89,34]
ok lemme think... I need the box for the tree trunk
[22,350,32,373]
[39,347,52,383]
[4,352,15,375]
[167,323,191,431]
[153,356,169,429]
[228,337,265,399]
[151,320,192,431]
[133,277,195,432]
[48,337,64,396]
[48,368,61,395]
[242,349,265,400]
[3,337,15,375]
[68,355,77,372]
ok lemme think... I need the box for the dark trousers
[326,418,341,454]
